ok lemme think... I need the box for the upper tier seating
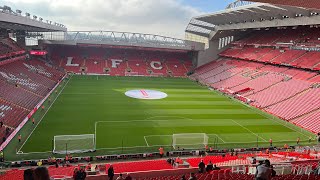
[0,38,25,59]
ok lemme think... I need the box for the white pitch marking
[18,76,72,153]
[143,136,150,147]
[231,120,267,142]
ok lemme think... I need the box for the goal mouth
[172,133,209,149]
[53,134,95,154]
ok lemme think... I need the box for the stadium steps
[264,87,311,108]
[267,52,284,63]
[0,97,29,115]
[17,83,44,98]
[312,61,320,69]
[202,60,251,81]
[289,51,310,64]
[290,107,320,122]
[183,63,188,71]
[105,60,108,68]
[59,58,63,67]
[244,78,284,96]
[210,67,251,85]
[255,48,274,61]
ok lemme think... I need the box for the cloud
[2,0,204,38]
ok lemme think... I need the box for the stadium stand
[0,37,65,146]
[50,46,192,77]
[0,150,319,179]
[191,26,320,133]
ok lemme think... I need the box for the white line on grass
[143,136,150,147]
[17,76,72,154]
[207,134,226,143]
[231,119,267,142]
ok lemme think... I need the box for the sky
[2,0,235,39]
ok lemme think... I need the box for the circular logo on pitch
[125,89,167,100]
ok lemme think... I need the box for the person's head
[264,159,271,167]
[190,172,195,177]
[33,167,50,180]
[119,173,122,177]
[24,169,34,180]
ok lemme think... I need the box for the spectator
[213,165,220,170]
[255,159,272,180]
[18,134,21,143]
[73,168,78,180]
[124,173,132,180]
[159,147,164,158]
[198,160,205,173]
[206,161,213,172]
[23,169,34,180]
[75,168,86,180]
[33,167,50,180]
[0,150,3,162]
[116,173,125,180]
[108,165,115,180]
[86,163,91,171]
[0,121,3,127]
[271,165,276,177]
[181,174,186,180]
[313,161,320,176]
[189,172,197,180]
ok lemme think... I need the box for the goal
[172,133,209,149]
[53,134,95,154]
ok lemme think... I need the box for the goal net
[53,134,95,154]
[172,133,209,149]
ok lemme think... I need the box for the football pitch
[7,75,315,160]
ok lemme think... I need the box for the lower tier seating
[191,58,320,133]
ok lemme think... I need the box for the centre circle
[125,89,168,100]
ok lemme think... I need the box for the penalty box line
[17,76,72,154]
[231,120,268,142]
[143,134,227,147]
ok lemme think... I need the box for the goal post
[172,133,209,149]
[53,134,95,154]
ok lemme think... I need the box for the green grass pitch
[6,75,315,160]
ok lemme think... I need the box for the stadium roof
[40,31,205,51]
[0,5,66,32]
[186,2,320,37]
[247,0,320,10]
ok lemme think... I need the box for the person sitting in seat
[255,159,272,180]
[206,161,213,172]
[212,164,220,170]
[189,172,197,180]
[313,161,320,176]
[198,160,205,173]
